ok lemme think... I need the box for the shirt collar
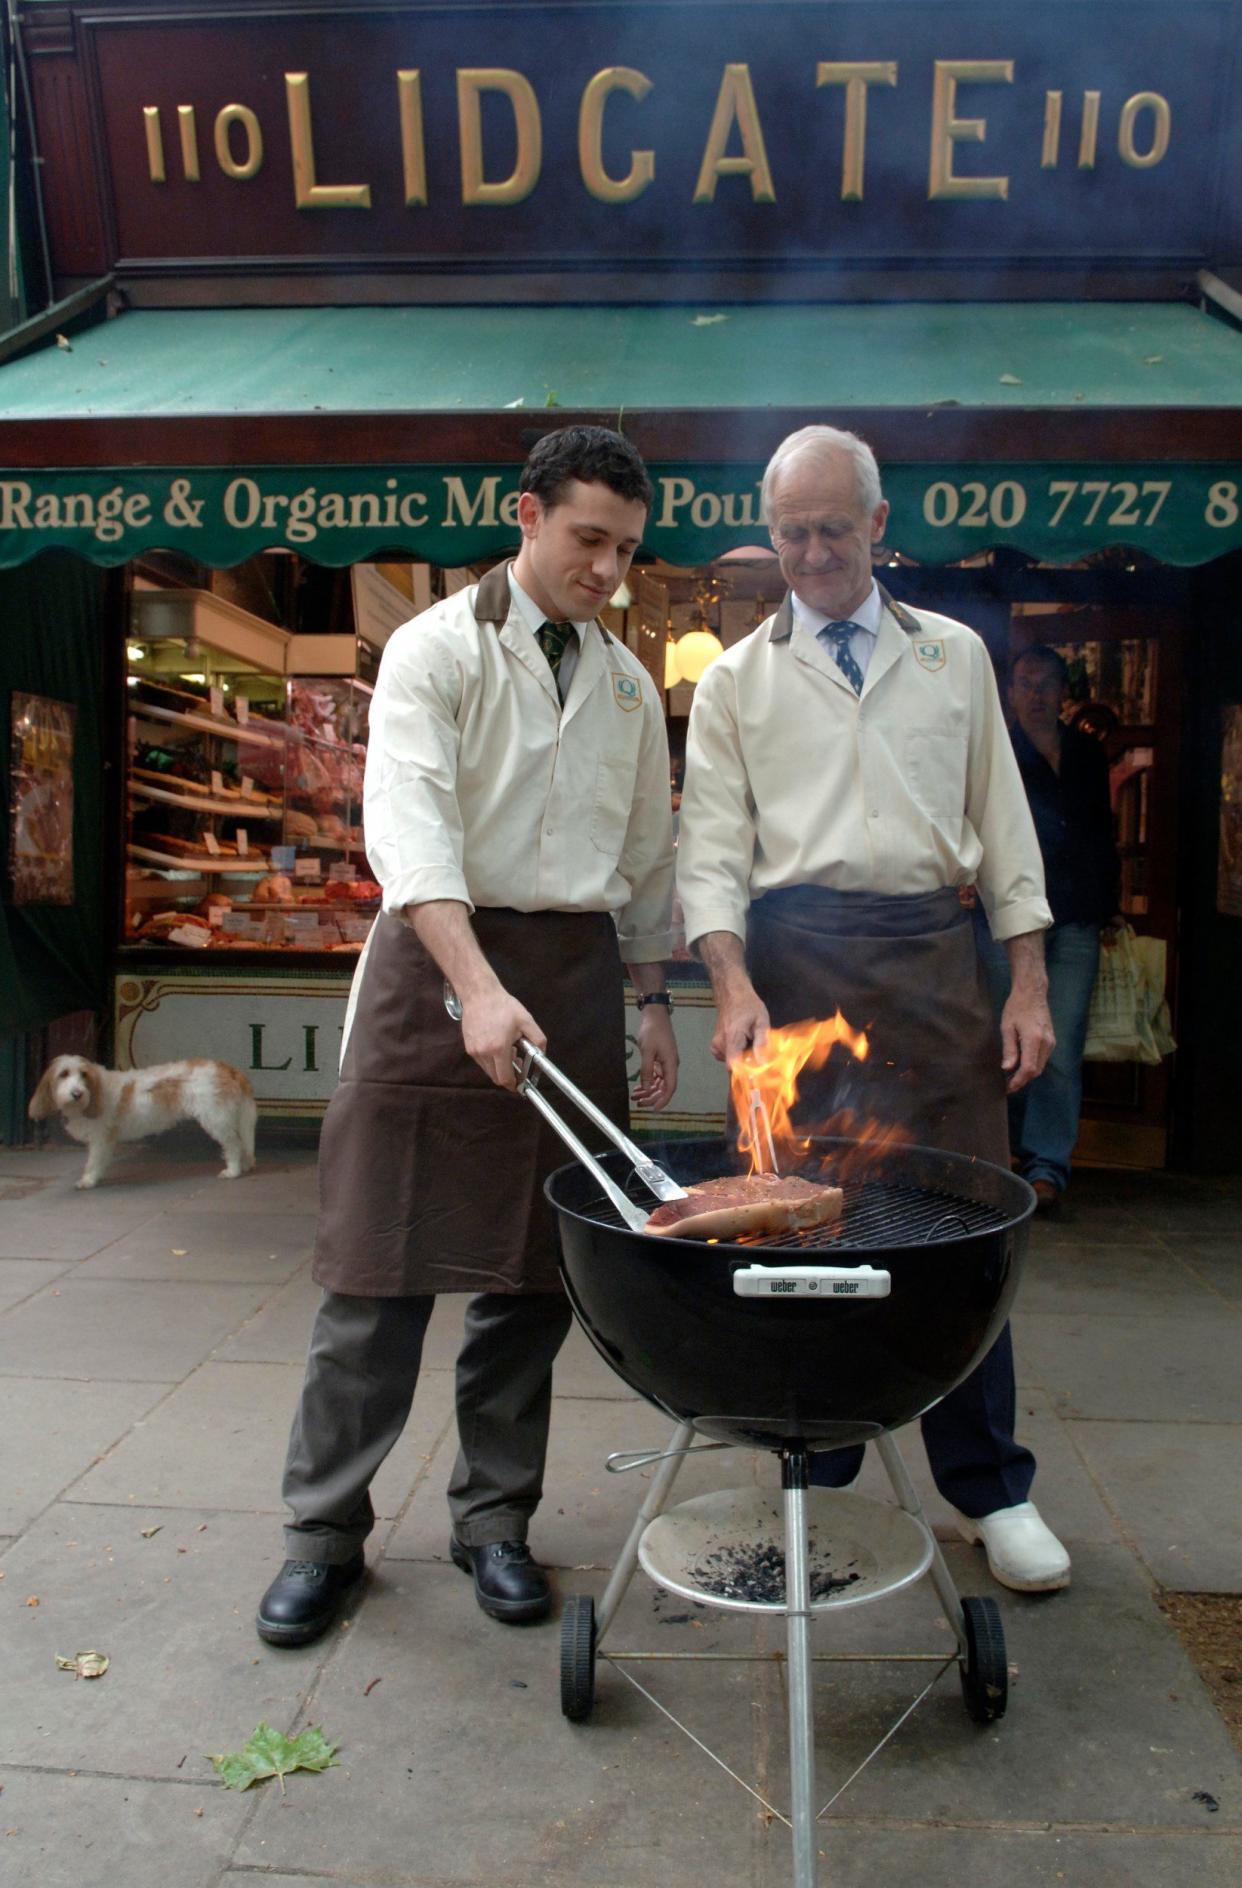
[791,580,882,642]
[507,568,588,642]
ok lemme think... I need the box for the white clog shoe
[953,1501,1071,1592]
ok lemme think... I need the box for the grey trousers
[281,1289,574,1564]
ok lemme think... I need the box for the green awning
[2,302,1242,567]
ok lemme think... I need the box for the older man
[677,424,1069,1592]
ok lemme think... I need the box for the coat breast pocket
[902,726,968,826]
[590,753,639,855]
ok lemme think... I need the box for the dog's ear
[81,1062,104,1120]
[28,1064,60,1121]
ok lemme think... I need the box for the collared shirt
[677,591,1052,947]
[507,569,589,697]
[791,580,882,683]
[363,564,675,961]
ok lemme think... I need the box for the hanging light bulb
[672,629,724,684]
[663,637,681,690]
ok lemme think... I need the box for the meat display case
[122,584,380,955]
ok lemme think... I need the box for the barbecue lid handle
[731,1265,891,1299]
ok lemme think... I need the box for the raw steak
[646,1172,844,1241]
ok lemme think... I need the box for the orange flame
[730,1012,870,1175]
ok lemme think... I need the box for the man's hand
[460,988,546,1091]
[698,929,769,1064]
[1000,929,1055,1094]
[632,1006,679,1111]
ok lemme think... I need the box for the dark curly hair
[519,425,654,512]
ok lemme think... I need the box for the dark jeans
[983,919,1102,1193]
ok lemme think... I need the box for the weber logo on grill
[732,1264,891,1300]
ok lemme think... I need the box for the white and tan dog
[29,1055,257,1188]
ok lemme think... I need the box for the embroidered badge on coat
[612,672,643,711]
[914,639,946,671]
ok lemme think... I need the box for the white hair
[761,426,884,524]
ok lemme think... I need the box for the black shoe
[449,1536,551,1623]
[255,1552,365,1647]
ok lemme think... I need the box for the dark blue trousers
[808,1323,1035,1517]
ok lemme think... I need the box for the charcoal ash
[688,1537,860,1604]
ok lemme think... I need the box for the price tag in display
[286,910,320,936]
[294,856,322,881]
[328,861,355,882]
[169,924,211,950]
[241,775,254,799]
[206,904,224,927]
[235,828,249,856]
[209,685,225,719]
[271,845,296,872]
[234,696,250,725]
[203,830,222,856]
[221,911,251,935]
[343,917,374,942]
[211,770,225,797]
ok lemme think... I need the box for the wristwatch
[636,990,673,1009]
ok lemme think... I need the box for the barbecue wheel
[959,1596,1008,1723]
[560,1595,596,1722]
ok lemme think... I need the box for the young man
[258,426,678,1646]
[676,423,1071,1593]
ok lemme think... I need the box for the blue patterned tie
[820,620,865,696]
[537,620,574,701]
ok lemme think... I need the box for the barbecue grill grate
[581,1174,1010,1251]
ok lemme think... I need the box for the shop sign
[113,971,727,1131]
[24,0,1242,285]
[10,461,1242,571]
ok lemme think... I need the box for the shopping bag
[1128,931,1177,1059]
[1083,925,1172,1065]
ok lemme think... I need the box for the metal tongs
[444,985,686,1233]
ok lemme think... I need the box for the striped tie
[821,620,865,696]
[538,620,574,701]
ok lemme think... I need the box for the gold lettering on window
[1041,91,1062,168]
[928,59,1014,200]
[1119,92,1170,168]
[457,69,542,206]
[579,67,654,203]
[397,71,428,206]
[177,105,200,183]
[815,62,897,202]
[1078,91,1101,168]
[143,107,166,185]
[215,105,264,181]
[285,72,372,209]
[693,64,775,204]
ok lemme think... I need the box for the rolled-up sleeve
[615,675,676,961]
[968,641,1053,942]
[677,661,758,949]
[364,621,472,917]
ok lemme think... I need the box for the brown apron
[313,907,628,1296]
[746,886,1008,1166]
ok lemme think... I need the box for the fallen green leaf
[55,1650,109,1679]
[139,1525,162,1539]
[207,1723,339,1793]
[544,390,560,408]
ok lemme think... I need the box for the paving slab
[758,1827,1242,1888]
[0,1278,270,1382]
[177,1152,322,1214]
[0,1256,75,1311]
[1013,1312,1241,1421]
[68,1359,455,1520]
[214,1265,321,1364]
[761,1544,1242,1829]
[1015,1241,1224,1317]
[71,1208,317,1284]
[1067,1420,1242,1593]
[0,1769,252,1888]
[1178,1238,1242,1304]
[234,1562,764,1888]
[0,1199,169,1261]
[1,1376,173,1534]
[0,1506,327,1775]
